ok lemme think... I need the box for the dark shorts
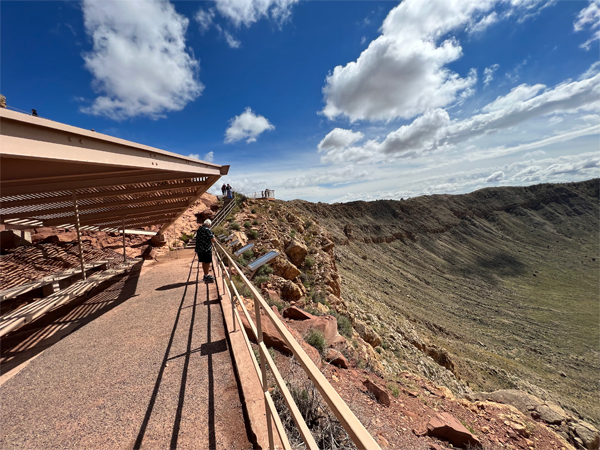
[197,251,212,264]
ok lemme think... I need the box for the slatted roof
[0,108,228,233]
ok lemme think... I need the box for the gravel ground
[0,256,252,449]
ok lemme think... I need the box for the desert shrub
[289,229,297,238]
[256,264,273,276]
[248,229,259,239]
[304,256,315,269]
[244,221,251,229]
[305,329,325,354]
[212,225,226,237]
[237,256,249,267]
[252,219,259,225]
[230,221,241,231]
[387,383,400,398]
[179,232,193,243]
[310,290,328,306]
[304,305,322,316]
[304,219,313,229]
[375,346,382,354]
[232,275,252,297]
[253,274,270,287]
[271,359,355,449]
[251,208,256,214]
[243,249,254,259]
[329,311,352,338]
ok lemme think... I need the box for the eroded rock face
[282,306,315,321]
[572,421,600,450]
[285,240,308,267]
[426,412,480,449]
[287,315,339,347]
[280,280,303,301]
[272,258,301,280]
[355,320,383,348]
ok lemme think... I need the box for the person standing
[221,183,227,197]
[195,217,215,283]
[226,184,233,199]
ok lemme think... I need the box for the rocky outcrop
[324,348,348,369]
[354,320,382,348]
[363,379,390,407]
[471,389,600,449]
[286,314,339,347]
[425,412,481,449]
[285,240,308,267]
[272,258,301,280]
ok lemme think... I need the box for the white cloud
[80,0,202,120]
[204,151,215,162]
[318,128,365,153]
[223,30,241,48]
[574,0,600,50]
[483,63,499,86]
[322,0,491,122]
[214,0,299,28]
[318,68,600,164]
[467,11,498,34]
[225,107,275,143]
[523,150,545,159]
[485,170,504,182]
[195,8,215,33]
[189,153,200,160]
[283,165,370,189]
[505,58,527,83]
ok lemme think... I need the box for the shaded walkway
[0,255,252,449]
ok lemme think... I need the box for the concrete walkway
[0,255,252,449]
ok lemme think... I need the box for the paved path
[0,255,252,449]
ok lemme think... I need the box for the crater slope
[293,179,599,427]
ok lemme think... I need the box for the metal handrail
[211,198,236,229]
[214,241,381,450]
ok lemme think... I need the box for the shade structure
[0,108,228,235]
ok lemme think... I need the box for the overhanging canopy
[0,109,228,234]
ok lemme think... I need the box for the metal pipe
[72,190,86,280]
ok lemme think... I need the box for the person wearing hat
[195,217,215,283]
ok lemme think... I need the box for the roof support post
[72,190,86,280]
[122,217,127,262]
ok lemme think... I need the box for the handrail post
[71,190,86,280]
[254,279,274,449]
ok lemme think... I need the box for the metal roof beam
[0,181,207,208]
[1,192,194,220]
[1,172,206,197]
[43,201,189,227]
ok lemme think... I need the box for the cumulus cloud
[319,67,600,164]
[225,107,275,143]
[485,170,504,182]
[214,0,299,28]
[321,0,490,122]
[483,63,499,86]
[318,129,365,153]
[80,0,202,120]
[574,0,600,50]
[284,165,370,188]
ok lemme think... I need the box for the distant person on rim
[195,215,215,283]
[226,183,233,199]
[221,183,227,197]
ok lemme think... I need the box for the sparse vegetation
[387,383,400,398]
[230,221,240,231]
[305,329,325,353]
[251,208,256,214]
[242,249,254,259]
[304,256,315,269]
[329,311,352,338]
[253,274,270,287]
[289,229,296,238]
[247,229,259,239]
[252,219,259,225]
[256,264,273,276]
[243,221,251,228]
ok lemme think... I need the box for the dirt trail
[0,256,252,449]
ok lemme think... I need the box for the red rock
[282,306,316,321]
[285,240,308,266]
[426,412,481,449]
[363,379,391,407]
[286,315,338,346]
[324,348,349,369]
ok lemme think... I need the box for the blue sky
[2,0,599,202]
